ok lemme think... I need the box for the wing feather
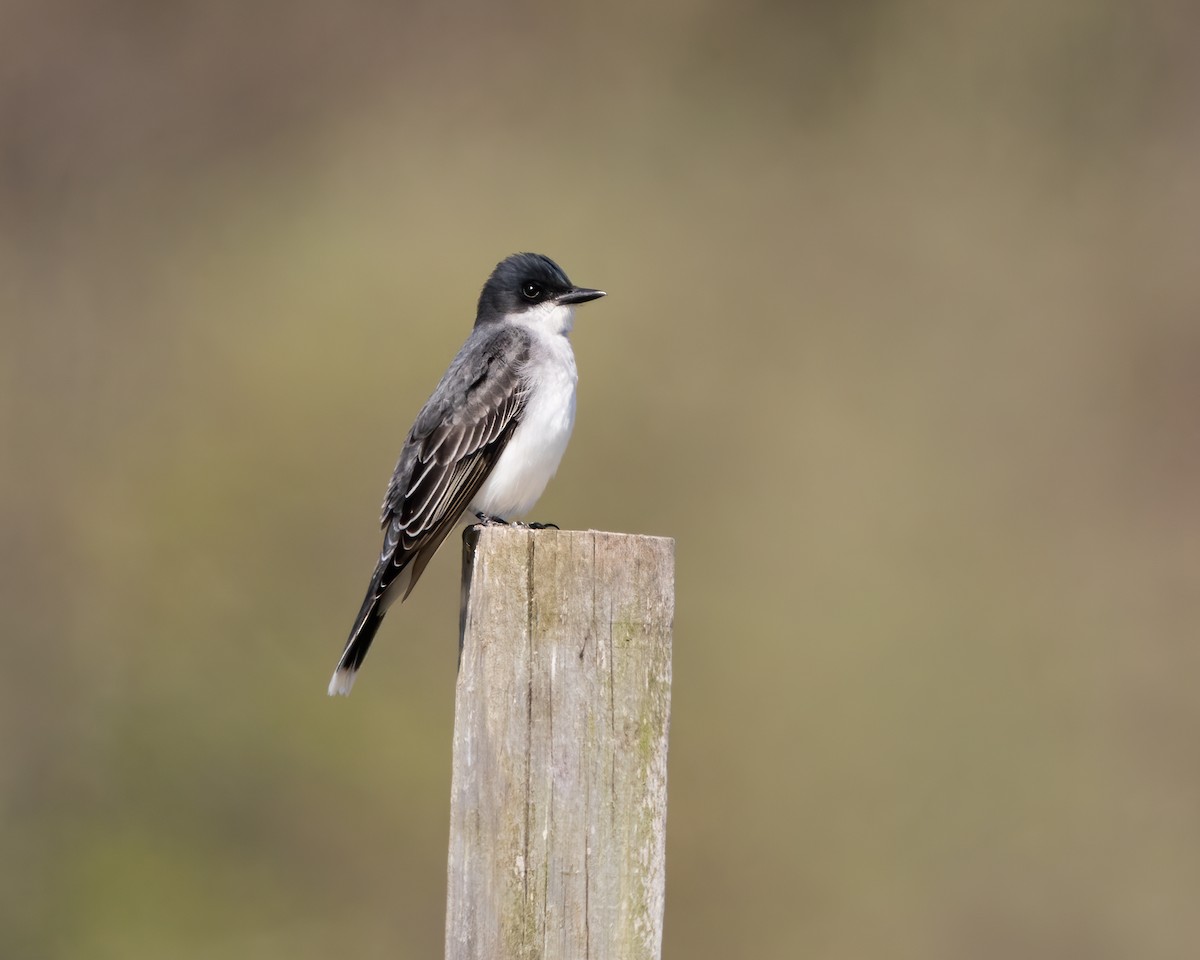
[371,325,532,600]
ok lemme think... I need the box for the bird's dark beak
[558,287,606,305]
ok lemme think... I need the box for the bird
[328,252,606,696]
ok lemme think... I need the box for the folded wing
[328,326,531,693]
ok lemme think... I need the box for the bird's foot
[473,513,559,530]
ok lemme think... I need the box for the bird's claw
[472,513,559,530]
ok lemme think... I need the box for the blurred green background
[4,1,1199,957]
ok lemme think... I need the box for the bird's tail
[327,586,387,697]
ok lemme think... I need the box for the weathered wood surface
[446,527,675,960]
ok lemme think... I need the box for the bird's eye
[521,282,543,301]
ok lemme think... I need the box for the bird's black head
[476,252,605,328]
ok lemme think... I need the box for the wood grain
[446,527,674,960]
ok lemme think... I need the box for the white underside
[469,325,577,519]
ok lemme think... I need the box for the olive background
[4,2,1199,958]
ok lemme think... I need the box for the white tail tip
[327,667,357,697]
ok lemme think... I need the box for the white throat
[511,301,576,337]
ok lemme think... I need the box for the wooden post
[446,527,674,960]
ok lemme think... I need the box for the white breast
[469,330,578,520]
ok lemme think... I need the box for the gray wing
[378,323,532,595]
[329,324,532,693]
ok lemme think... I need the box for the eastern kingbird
[328,252,605,696]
